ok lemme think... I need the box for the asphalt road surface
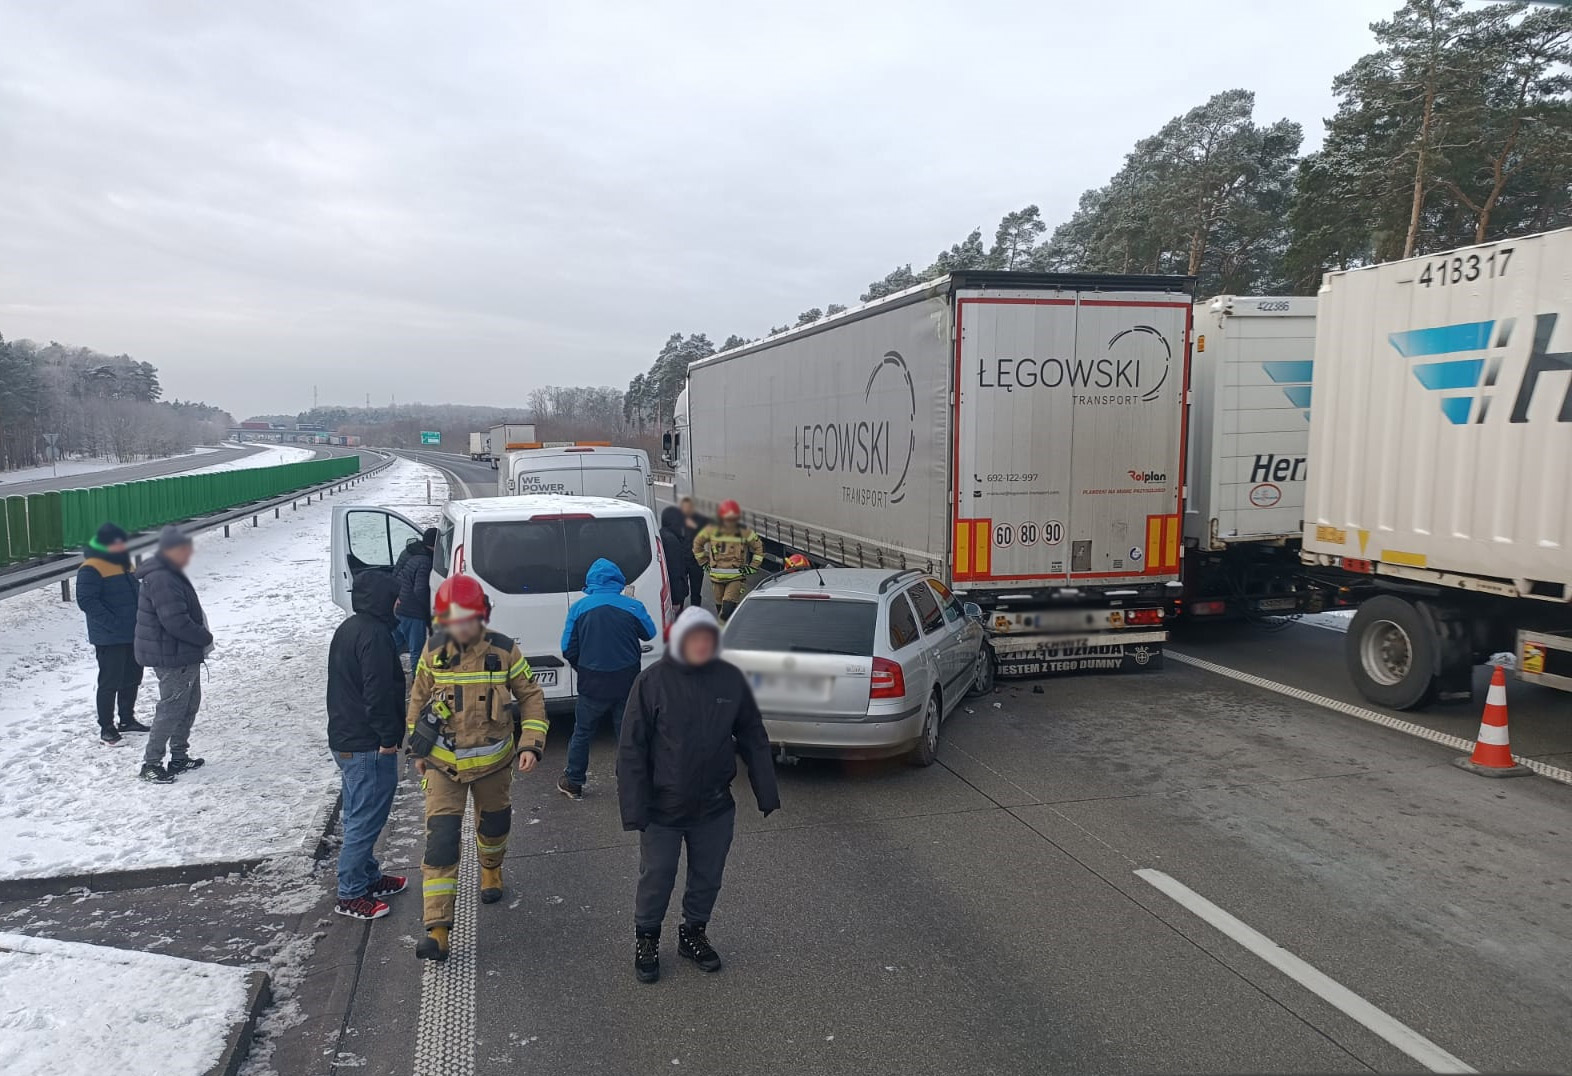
[323,655,1571,1075]
[395,447,499,499]
[0,443,268,497]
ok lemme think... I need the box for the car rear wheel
[966,645,996,698]
[908,691,941,767]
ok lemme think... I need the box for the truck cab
[499,444,654,508]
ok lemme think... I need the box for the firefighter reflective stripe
[707,534,749,544]
[708,569,745,580]
[476,836,507,855]
[429,670,507,685]
[428,736,515,773]
[423,877,457,896]
[508,656,532,680]
[521,719,549,737]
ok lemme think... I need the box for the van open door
[330,504,425,613]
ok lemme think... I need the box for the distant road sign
[420,431,441,445]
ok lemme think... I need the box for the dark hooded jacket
[76,546,139,646]
[562,558,657,701]
[617,607,779,831]
[659,507,690,600]
[133,553,212,668]
[394,536,434,620]
[327,572,406,752]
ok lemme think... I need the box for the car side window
[928,578,963,623]
[906,582,945,635]
[887,593,921,650]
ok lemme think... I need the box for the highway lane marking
[412,802,478,1076]
[1166,650,1572,787]
[1134,868,1476,1074]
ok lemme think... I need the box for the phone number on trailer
[984,473,1039,483]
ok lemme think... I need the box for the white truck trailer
[667,270,1195,676]
[1302,227,1572,707]
[468,431,489,461]
[1181,295,1318,619]
[485,423,538,469]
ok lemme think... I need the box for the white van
[330,495,671,709]
[498,445,654,507]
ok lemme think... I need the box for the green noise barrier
[0,455,359,565]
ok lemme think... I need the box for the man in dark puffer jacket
[134,526,213,784]
[76,522,147,746]
[393,528,436,668]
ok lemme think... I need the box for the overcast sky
[1,0,1401,417]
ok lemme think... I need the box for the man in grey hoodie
[133,527,213,783]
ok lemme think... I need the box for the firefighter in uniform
[692,500,763,623]
[407,575,548,961]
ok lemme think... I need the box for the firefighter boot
[415,925,449,962]
[480,865,504,904]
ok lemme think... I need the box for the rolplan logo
[792,350,917,507]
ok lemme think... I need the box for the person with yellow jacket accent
[692,500,763,623]
[406,574,547,961]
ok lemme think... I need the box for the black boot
[167,757,205,775]
[117,718,151,733]
[415,926,450,962]
[678,922,722,972]
[635,930,660,984]
[138,763,175,784]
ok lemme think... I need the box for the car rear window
[724,597,878,657]
[470,517,652,595]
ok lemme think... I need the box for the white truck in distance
[666,270,1194,676]
[1302,226,1572,707]
[468,431,489,461]
[486,423,538,469]
[1181,295,1318,619]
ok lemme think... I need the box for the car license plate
[1256,597,1298,611]
[533,669,558,686]
[749,671,831,703]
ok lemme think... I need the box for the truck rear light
[788,592,830,599]
[453,543,465,575]
[1125,608,1164,626]
[1189,600,1227,617]
[529,513,595,520]
[1343,558,1373,574]
[870,657,906,699]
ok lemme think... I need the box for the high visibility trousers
[709,577,745,612]
[421,765,512,927]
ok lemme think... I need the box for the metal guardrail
[0,452,394,602]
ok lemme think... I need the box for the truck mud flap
[993,637,1164,679]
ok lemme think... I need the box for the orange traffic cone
[1453,666,1533,778]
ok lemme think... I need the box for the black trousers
[635,804,735,932]
[94,643,143,731]
[683,561,706,609]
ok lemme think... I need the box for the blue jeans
[395,616,428,662]
[334,750,399,900]
[563,693,627,787]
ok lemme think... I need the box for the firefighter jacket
[407,629,548,783]
[693,524,763,581]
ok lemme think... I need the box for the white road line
[1166,650,1572,787]
[412,803,478,1076]
[1134,868,1476,1074]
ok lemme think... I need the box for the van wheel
[966,645,996,698]
[909,692,941,767]
[1346,595,1438,710]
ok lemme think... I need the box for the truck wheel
[1346,595,1439,710]
[908,692,942,767]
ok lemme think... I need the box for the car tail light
[870,657,905,699]
[1189,600,1227,617]
[453,543,466,575]
[788,592,830,599]
[1124,608,1164,626]
[1343,557,1373,574]
[656,539,673,627]
[529,512,595,520]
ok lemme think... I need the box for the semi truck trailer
[468,431,489,461]
[666,270,1195,676]
[485,423,538,469]
[1181,295,1318,619]
[1301,227,1572,708]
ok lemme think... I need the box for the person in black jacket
[134,527,213,783]
[75,522,148,746]
[659,506,691,610]
[326,571,408,921]
[678,497,707,610]
[617,606,779,983]
[393,528,436,668]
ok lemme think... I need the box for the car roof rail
[877,568,924,594]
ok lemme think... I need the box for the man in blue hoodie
[557,557,657,799]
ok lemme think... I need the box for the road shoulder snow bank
[0,931,263,1076]
[0,458,443,883]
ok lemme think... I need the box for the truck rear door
[953,288,1190,589]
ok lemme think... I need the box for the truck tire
[1346,595,1439,710]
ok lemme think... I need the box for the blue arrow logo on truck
[1388,319,1515,424]
[1261,361,1313,420]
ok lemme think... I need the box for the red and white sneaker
[369,874,408,898]
[334,895,391,921]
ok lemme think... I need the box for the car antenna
[816,563,827,588]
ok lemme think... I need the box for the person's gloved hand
[742,564,759,575]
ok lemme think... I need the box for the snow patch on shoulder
[0,931,254,1076]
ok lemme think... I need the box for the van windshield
[470,517,652,595]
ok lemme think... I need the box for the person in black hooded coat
[659,506,692,610]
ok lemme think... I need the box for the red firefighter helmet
[783,553,811,572]
[717,499,742,521]
[434,574,490,625]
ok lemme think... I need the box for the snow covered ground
[0,445,224,486]
[0,458,444,881]
[0,931,255,1076]
[185,441,316,474]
